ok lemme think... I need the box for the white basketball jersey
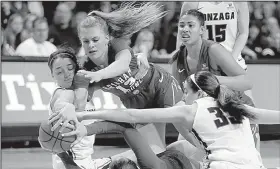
[198,2,237,51]
[49,87,97,169]
[198,2,247,70]
[192,97,264,168]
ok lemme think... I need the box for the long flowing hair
[87,2,168,38]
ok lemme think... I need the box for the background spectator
[48,3,80,54]
[11,2,29,19]
[15,17,57,57]
[1,27,16,56]
[132,29,156,59]
[20,13,37,42]
[27,1,44,17]
[3,13,24,51]
[100,1,111,13]
[1,1,279,60]
[1,2,13,29]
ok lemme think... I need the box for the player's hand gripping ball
[38,119,77,154]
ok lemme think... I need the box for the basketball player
[176,1,249,69]
[47,47,115,169]
[176,2,260,150]
[66,71,280,169]
[49,2,185,168]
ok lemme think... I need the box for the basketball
[38,120,76,154]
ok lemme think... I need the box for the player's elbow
[238,31,249,41]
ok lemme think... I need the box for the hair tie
[190,74,203,91]
[88,11,96,16]
[214,84,221,98]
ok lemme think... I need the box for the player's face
[178,14,204,45]
[51,57,76,88]
[79,26,109,64]
[183,81,200,104]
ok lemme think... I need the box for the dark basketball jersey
[173,39,254,106]
[174,39,226,89]
[83,46,153,99]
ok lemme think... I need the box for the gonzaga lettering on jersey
[198,2,237,49]
[198,2,247,69]
[203,12,235,21]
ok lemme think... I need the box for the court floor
[2,140,280,169]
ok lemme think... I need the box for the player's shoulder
[202,39,218,50]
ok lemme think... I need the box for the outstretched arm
[95,38,132,79]
[96,49,131,79]
[244,105,280,124]
[80,105,193,125]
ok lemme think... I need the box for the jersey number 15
[206,24,227,42]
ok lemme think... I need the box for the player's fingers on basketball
[51,118,63,131]
[59,120,69,133]
[64,123,75,130]
[48,113,61,124]
[62,130,77,137]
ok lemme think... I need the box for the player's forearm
[245,105,280,124]
[97,50,131,79]
[232,33,248,60]
[74,88,88,112]
[82,107,186,124]
[85,121,131,136]
[80,109,141,123]
[216,74,253,91]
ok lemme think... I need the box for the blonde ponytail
[88,2,168,38]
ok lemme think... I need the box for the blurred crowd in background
[1,1,280,60]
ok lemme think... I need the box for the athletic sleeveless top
[192,97,264,168]
[48,87,95,160]
[83,46,153,99]
[198,2,237,53]
[173,39,254,106]
[197,2,247,69]
[174,39,225,89]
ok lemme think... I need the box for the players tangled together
[38,2,280,169]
